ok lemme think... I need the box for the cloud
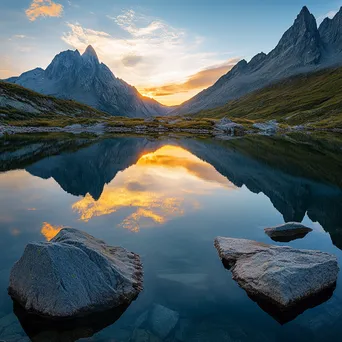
[26,0,63,21]
[317,9,338,24]
[71,145,232,232]
[113,9,184,41]
[41,222,64,241]
[122,54,143,67]
[140,59,239,96]
[62,9,237,105]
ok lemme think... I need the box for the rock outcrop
[252,120,278,134]
[214,117,244,136]
[265,222,313,242]
[6,46,168,118]
[214,237,338,308]
[8,228,143,318]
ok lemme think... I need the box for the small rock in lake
[264,222,313,242]
[214,237,339,308]
[8,228,143,318]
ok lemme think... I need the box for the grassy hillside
[0,81,107,122]
[195,67,342,129]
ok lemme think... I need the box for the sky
[0,0,341,105]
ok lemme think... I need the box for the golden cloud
[62,11,240,105]
[41,222,64,241]
[26,0,63,21]
[140,58,239,97]
[72,145,235,232]
[137,150,234,187]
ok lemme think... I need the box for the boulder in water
[265,222,313,242]
[8,228,143,319]
[214,237,338,308]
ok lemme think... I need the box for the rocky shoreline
[1,117,340,138]
[0,123,213,137]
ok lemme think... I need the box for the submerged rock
[265,222,313,242]
[149,304,179,339]
[9,228,143,319]
[214,237,338,309]
[133,304,179,340]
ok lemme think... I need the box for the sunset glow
[72,145,236,232]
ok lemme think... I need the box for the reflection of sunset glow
[41,222,64,241]
[72,145,236,232]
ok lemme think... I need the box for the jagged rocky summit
[214,237,339,308]
[175,6,342,115]
[8,228,143,318]
[6,45,168,118]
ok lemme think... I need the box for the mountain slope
[0,81,107,120]
[195,66,342,129]
[6,46,168,118]
[175,6,342,115]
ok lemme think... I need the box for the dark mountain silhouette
[6,46,168,118]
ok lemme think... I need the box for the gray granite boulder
[8,228,143,318]
[214,118,244,136]
[265,222,313,242]
[253,120,278,134]
[214,237,339,308]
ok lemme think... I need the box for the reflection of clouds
[72,145,235,232]
[125,181,148,192]
[10,228,20,236]
[41,222,64,241]
[138,153,233,187]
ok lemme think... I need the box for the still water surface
[1,134,342,341]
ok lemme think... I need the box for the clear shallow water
[1,134,342,341]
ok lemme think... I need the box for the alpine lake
[1,131,342,342]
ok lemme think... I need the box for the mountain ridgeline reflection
[2,133,342,340]
[70,144,235,232]
[2,133,342,247]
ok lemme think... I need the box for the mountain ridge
[194,65,342,129]
[174,6,342,115]
[6,45,168,118]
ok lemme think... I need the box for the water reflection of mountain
[26,138,162,200]
[2,133,342,249]
[182,137,342,249]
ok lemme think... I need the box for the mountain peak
[319,6,342,52]
[295,6,316,27]
[268,5,321,66]
[82,45,99,62]
[299,6,310,16]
